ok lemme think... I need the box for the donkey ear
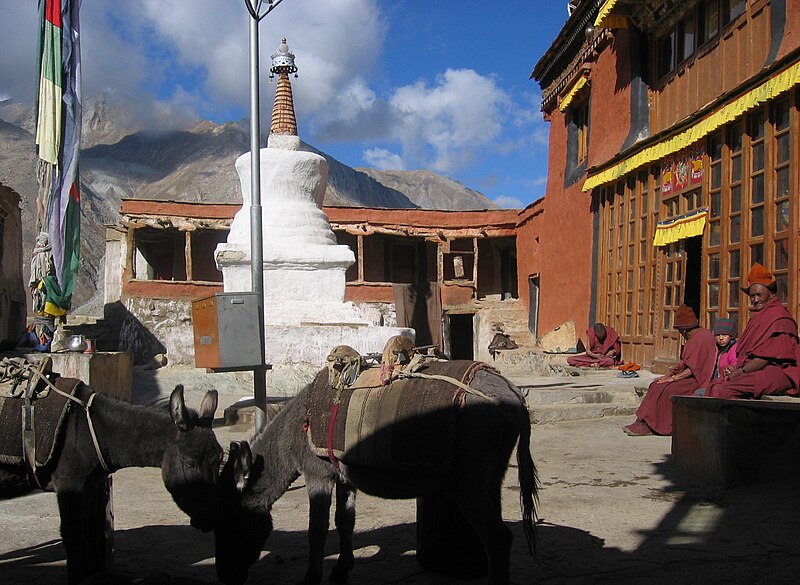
[170,384,190,431]
[198,389,219,425]
[235,440,253,492]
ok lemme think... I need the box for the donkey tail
[516,406,538,555]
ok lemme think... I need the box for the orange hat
[673,304,699,329]
[741,262,775,292]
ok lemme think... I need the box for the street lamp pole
[243,0,285,429]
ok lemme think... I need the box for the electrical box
[192,292,263,370]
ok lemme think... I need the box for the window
[657,31,675,79]
[598,173,660,340]
[748,109,766,242]
[334,230,359,282]
[573,100,590,165]
[657,0,748,79]
[132,226,228,283]
[190,230,228,283]
[361,234,432,284]
[724,0,746,24]
[134,228,187,281]
[444,238,475,282]
[700,0,720,43]
[678,13,697,62]
[772,98,792,302]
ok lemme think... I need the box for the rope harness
[0,356,110,475]
[317,344,500,470]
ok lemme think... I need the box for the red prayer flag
[34,0,82,313]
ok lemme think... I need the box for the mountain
[0,97,498,309]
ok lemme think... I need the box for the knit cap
[712,318,736,337]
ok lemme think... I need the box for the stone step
[508,370,654,424]
[528,402,639,424]
[521,386,640,406]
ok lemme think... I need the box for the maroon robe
[706,297,800,399]
[567,326,622,368]
[636,328,716,435]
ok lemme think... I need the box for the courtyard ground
[2,372,799,584]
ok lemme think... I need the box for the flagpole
[244,0,285,430]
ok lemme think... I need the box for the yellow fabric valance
[652,209,708,247]
[595,0,627,28]
[583,59,800,192]
[559,76,589,112]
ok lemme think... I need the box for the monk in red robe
[705,263,800,399]
[623,304,716,436]
[567,323,621,368]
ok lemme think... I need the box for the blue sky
[0,1,569,208]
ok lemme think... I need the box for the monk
[705,263,800,399]
[567,322,621,368]
[623,304,716,436]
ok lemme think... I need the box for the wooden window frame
[574,99,590,166]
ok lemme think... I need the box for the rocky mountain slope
[0,97,498,309]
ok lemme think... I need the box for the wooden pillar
[357,234,364,282]
[184,231,193,281]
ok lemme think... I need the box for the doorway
[683,235,702,316]
[528,274,540,339]
[448,313,474,360]
[653,235,704,368]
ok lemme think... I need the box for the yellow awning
[559,76,589,112]
[652,209,708,247]
[595,0,628,28]
[583,59,800,192]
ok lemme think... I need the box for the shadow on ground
[4,478,799,585]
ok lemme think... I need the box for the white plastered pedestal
[216,137,412,371]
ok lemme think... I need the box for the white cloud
[133,0,386,118]
[0,4,39,103]
[0,0,547,206]
[317,68,514,175]
[363,147,405,170]
[389,69,510,173]
[0,0,385,127]
[493,195,524,209]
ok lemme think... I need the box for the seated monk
[567,323,621,368]
[705,263,800,399]
[623,304,716,436]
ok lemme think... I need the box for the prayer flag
[34,0,82,312]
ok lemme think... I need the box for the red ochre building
[109,198,544,363]
[531,0,800,369]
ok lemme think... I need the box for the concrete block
[42,352,134,402]
[672,396,800,486]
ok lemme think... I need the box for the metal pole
[248,12,267,430]
[244,0,286,430]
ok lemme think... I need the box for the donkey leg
[329,481,356,582]
[453,492,512,585]
[56,489,93,585]
[300,480,334,585]
[81,477,114,575]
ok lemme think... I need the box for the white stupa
[215,38,412,373]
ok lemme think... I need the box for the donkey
[0,382,224,585]
[214,362,538,585]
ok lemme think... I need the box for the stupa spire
[269,37,298,136]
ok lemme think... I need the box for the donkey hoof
[329,566,350,583]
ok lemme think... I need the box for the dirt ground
[3,387,800,585]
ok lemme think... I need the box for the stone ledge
[672,396,800,487]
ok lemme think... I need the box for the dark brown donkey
[214,361,538,585]
[0,382,224,584]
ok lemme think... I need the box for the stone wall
[119,297,195,366]
[0,183,27,342]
